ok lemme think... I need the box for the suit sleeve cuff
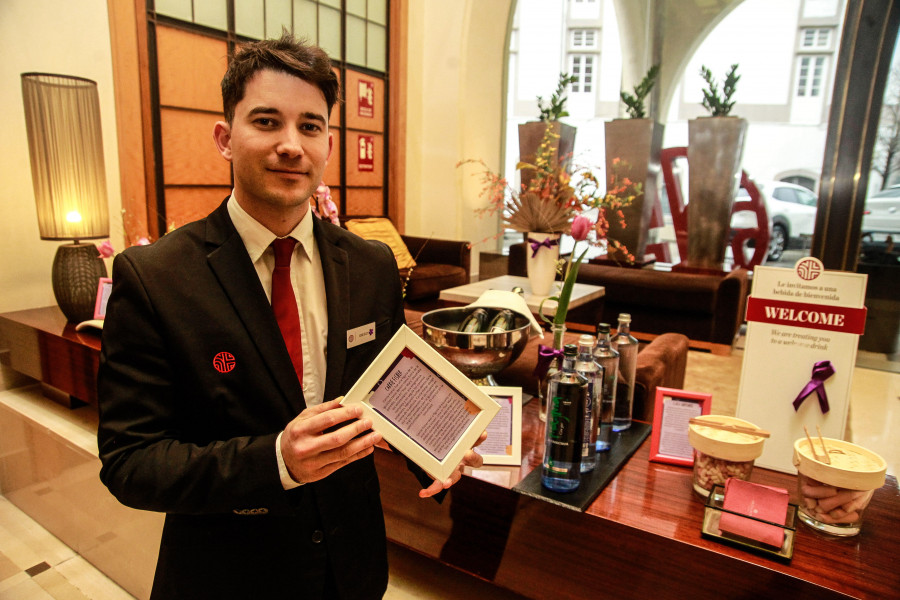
[276,431,303,490]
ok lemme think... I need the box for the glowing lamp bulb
[65,211,83,223]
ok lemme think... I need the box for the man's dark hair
[221,33,341,123]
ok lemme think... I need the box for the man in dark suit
[97,34,482,599]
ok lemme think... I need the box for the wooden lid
[792,438,886,490]
[688,415,766,462]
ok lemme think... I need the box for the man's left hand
[418,431,487,499]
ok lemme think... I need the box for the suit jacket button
[311,530,324,544]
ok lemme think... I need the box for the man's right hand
[280,398,382,484]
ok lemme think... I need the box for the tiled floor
[0,495,528,600]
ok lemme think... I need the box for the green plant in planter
[700,63,740,116]
[537,72,579,122]
[620,64,660,119]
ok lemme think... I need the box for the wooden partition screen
[154,25,231,231]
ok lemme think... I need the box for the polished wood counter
[377,398,899,600]
[2,307,898,599]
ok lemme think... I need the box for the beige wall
[0,0,123,314]
[404,0,513,269]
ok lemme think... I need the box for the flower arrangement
[460,124,642,325]
[460,126,583,235]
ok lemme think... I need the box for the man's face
[214,69,333,227]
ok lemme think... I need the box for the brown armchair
[341,216,471,302]
[399,233,471,301]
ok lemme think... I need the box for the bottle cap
[563,344,578,356]
[578,334,594,345]
[597,323,610,334]
[618,313,632,323]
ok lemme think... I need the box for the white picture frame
[475,386,522,466]
[341,325,500,482]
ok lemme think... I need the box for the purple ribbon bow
[792,360,835,414]
[533,345,564,380]
[527,236,559,258]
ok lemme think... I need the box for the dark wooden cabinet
[0,306,101,407]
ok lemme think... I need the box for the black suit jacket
[97,200,407,599]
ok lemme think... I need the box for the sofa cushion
[580,264,723,315]
[402,263,468,301]
[345,217,417,269]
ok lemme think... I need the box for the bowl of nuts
[688,415,767,498]
[793,437,886,536]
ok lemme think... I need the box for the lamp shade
[21,73,109,240]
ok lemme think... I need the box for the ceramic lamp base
[51,242,108,323]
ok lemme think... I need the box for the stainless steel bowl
[421,307,532,384]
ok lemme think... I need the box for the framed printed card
[475,386,522,465]
[94,277,113,319]
[649,387,712,466]
[341,325,501,482]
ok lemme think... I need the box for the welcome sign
[735,257,867,473]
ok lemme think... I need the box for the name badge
[347,322,376,349]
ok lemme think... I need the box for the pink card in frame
[94,277,113,320]
[649,387,712,466]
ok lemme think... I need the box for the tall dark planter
[686,117,748,271]
[604,118,664,262]
[518,121,577,189]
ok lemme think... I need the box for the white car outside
[731,180,817,262]
[862,185,900,240]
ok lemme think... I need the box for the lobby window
[154,0,228,31]
[801,27,831,49]
[797,55,827,97]
[571,29,597,49]
[570,54,594,93]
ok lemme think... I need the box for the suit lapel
[314,218,350,402]
[205,201,306,413]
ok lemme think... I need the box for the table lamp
[21,73,110,323]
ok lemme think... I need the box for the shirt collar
[227,194,316,263]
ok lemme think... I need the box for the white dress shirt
[227,195,329,488]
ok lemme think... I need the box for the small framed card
[341,325,501,482]
[94,277,113,320]
[475,386,522,466]
[649,387,712,466]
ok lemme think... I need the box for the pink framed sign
[649,387,712,466]
[94,277,113,320]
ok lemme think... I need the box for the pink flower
[570,214,592,241]
[97,240,116,258]
[137,237,151,246]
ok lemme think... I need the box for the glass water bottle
[612,313,639,431]
[458,308,488,332]
[541,344,586,492]
[487,309,515,333]
[593,323,619,452]
[575,335,600,472]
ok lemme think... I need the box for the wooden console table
[1,306,897,599]
[0,306,100,407]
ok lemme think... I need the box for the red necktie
[271,238,303,384]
